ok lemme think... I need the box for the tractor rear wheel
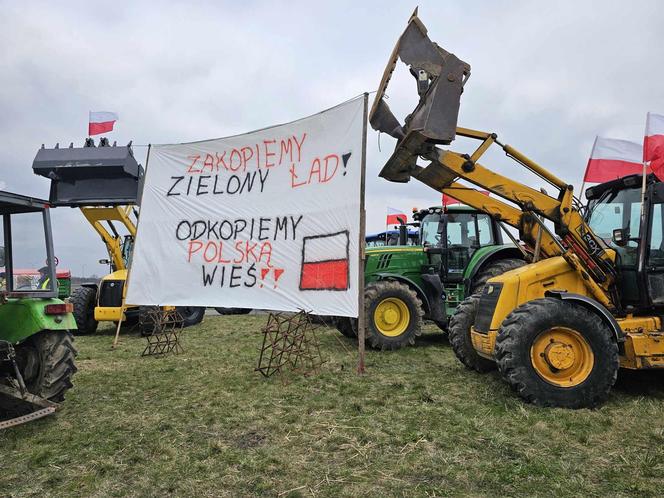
[70,286,98,335]
[336,317,357,338]
[449,294,495,373]
[365,281,423,350]
[14,330,78,403]
[471,258,526,294]
[177,307,206,327]
[495,297,619,408]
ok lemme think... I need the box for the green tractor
[337,205,526,349]
[0,191,77,428]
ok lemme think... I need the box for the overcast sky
[1,0,663,276]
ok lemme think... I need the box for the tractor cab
[0,191,77,428]
[586,173,664,310]
[415,205,503,283]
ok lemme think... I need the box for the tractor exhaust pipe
[370,9,470,183]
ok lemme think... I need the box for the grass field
[3,315,664,497]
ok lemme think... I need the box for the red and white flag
[88,111,119,136]
[386,207,407,225]
[644,112,664,180]
[584,136,645,183]
[442,189,489,207]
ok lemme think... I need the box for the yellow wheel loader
[372,10,663,408]
[32,139,205,335]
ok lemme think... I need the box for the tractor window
[10,211,53,292]
[649,203,664,266]
[477,214,494,245]
[420,213,442,246]
[446,213,477,246]
[0,222,5,292]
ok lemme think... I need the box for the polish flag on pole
[88,111,119,136]
[583,137,644,183]
[442,190,489,207]
[386,207,407,225]
[644,112,664,180]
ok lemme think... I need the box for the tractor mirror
[612,228,628,247]
[99,258,110,265]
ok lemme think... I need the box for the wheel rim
[373,298,410,337]
[530,326,594,387]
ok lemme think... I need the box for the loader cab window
[587,187,642,267]
[121,235,134,267]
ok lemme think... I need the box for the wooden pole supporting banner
[112,144,151,349]
[357,93,368,374]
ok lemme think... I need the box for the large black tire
[336,317,357,338]
[495,297,619,408]
[470,258,526,294]
[449,294,495,373]
[70,286,98,335]
[365,281,424,350]
[14,330,78,403]
[214,307,252,315]
[178,306,206,327]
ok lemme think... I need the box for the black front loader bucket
[32,140,143,206]
[370,9,470,183]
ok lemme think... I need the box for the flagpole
[357,93,368,375]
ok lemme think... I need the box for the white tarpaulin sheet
[126,97,364,316]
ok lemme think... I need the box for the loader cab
[416,206,502,281]
[586,174,664,309]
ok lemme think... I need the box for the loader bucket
[370,9,470,183]
[32,140,143,206]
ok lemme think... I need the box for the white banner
[126,97,365,316]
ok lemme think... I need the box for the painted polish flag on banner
[299,231,350,291]
[386,207,407,225]
[583,137,644,183]
[644,112,664,180]
[88,111,119,136]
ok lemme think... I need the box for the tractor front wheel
[471,258,526,295]
[70,286,98,335]
[495,297,619,408]
[365,281,423,350]
[14,330,78,403]
[449,294,495,373]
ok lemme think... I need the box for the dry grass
[2,314,664,497]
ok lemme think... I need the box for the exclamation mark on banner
[341,152,352,176]
[260,267,270,288]
[273,268,284,288]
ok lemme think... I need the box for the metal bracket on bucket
[370,9,470,183]
[32,138,143,206]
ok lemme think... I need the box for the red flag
[442,190,489,207]
[89,111,119,136]
[386,207,407,225]
[645,113,664,180]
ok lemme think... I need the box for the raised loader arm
[371,10,619,311]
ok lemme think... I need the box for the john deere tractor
[336,205,525,349]
[32,139,205,335]
[0,191,77,428]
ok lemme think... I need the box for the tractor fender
[463,246,525,294]
[544,290,625,348]
[372,273,432,315]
